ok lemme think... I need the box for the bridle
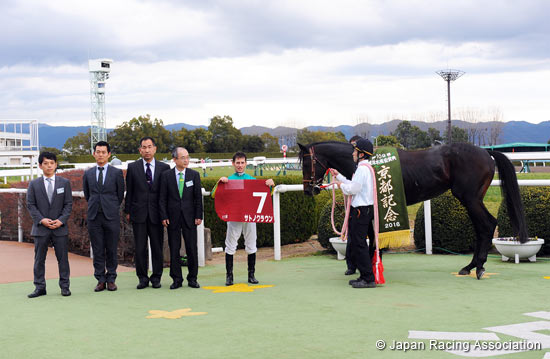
[302,145,330,192]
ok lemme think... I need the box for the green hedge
[64,151,286,163]
[497,186,550,254]
[414,191,476,253]
[201,175,318,249]
[317,192,346,251]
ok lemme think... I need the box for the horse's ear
[298,143,307,152]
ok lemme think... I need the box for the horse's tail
[487,150,528,243]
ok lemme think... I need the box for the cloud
[1,1,549,128]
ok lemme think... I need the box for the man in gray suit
[26,152,73,298]
[83,141,125,292]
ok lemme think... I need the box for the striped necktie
[178,172,184,198]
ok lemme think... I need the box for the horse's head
[298,143,324,196]
[298,141,355,196]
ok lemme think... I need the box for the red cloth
[214,180,274,223]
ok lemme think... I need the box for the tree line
[60,114,348,155]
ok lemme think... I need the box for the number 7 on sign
[252,192,268,213]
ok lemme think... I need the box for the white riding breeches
[224,221,257,255]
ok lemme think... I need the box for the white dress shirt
[43,175,56,192]
[174,167,186,182]
[336,160,374,208]
[143,158,155,178]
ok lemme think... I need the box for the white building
[0,119,39,166]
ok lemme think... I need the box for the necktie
[145,162,153,188]
[178,172,184,198]
[46,178,54,203]
[98,167,104,190]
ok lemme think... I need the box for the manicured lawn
[2,253,549,358]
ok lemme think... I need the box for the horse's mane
[298,141,351,165]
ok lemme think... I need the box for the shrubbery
[316,192,346,251]
[414,191,476,253]
[497,186,550,254]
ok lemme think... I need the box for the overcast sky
[1,0,549,129]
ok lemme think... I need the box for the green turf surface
[2,254,549,358]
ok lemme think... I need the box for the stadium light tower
[436,69,464,144]
[89,59,113,152]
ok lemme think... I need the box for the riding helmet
[353,137,374,158]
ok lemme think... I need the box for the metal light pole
[436,69,464,144]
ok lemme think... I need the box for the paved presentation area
[0,240,133,284]
[2,250,549,359]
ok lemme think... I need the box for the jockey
[330,137,377,288]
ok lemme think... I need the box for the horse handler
[330,138,377,289]
[218,151,274,286]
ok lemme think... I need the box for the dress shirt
[95,163,109,184]
[43,175,56,192]
[336,160,374,208]
[174,167,186,183]
[143,158,155,179]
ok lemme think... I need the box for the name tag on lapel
[57,188,65,194]
[186,180,194,187]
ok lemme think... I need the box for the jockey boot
[225,253,234,286]
[247,253,259,284]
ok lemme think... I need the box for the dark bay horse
[298,141,528,279]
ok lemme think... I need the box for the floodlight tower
[436,69,464,144]
[89,59,113,152]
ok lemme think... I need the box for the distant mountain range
[38,120,550,149]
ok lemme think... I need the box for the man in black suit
[26,152,73,298]
[83,141,125,292]
[159,147,203,289]
[125,136,170,289]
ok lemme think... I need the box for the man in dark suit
[124,136,170,289]
[83,141,125,292]
[159,147,203,289]
[26,152,73,298]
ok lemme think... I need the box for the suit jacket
[159,167,203,228]
[124,159,170,224]
[83,165,125,221]
[26,176,73,237]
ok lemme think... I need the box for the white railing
[423,179,550,254]
[4,178,548,267]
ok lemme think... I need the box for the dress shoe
[137,282,149,289]
[94,282,106,292]
[345,268,357,275]
[248,271,259,284]
[348,277,361,285]
[170,282,182,290]
[61,288,71,297]
[107,282,117,291]
[187,281,200,289]
[151,282,161,289]
[28,289,46,298]
[225,273,234,286]
[351,279,376,289]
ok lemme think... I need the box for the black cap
[353,138,374,157]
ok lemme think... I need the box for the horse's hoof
[458,268,470,275]
[476,268,485,280]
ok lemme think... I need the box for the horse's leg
[461,199,497,279]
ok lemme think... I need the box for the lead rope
[321,171,352,241]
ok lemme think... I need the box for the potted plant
[492,237,545,263]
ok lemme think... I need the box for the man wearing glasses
[159,147,203,289]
